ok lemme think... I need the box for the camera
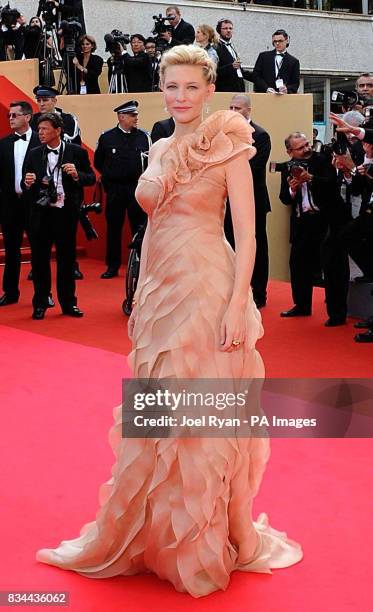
[37,0,58,26]
[36,175,58,207]
[152,14,174,52]
[59,17,81,52]
[0,3,20,27]
[363,99,373,122]
[104,30,130,54]
[331,90,364,111]
[269,160,309,176]
[79,202,102,241]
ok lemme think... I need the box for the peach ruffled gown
[36,111,302,597]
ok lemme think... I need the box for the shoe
[0,294,19,306]
[354,275,373,283]
[27,270,33,281]
[32,307,46,320]
[62,305,84,318]
[74,267,84,280]
[324,317,346,327]
[101,268,119,279]
[354,316,373,329]
[47,295,55,308]
[354,330,373,343]
[280,306,311,317]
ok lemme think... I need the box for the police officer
[94,100,150,279]
[31,86,81,146]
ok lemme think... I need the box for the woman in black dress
[73,34,103,94]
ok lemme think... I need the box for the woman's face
[163,65,214,125]
[195,28,208,45]
[81,39,93,53]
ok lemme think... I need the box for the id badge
[275,78,284,89]
[80,84,87,95]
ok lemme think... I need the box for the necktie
[14,134,27,142]
[47,148,59,155]
[276,53,285,57]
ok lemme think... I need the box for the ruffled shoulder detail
[152,110,256,216]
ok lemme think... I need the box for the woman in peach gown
[36,46,302,597]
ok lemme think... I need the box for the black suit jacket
[363,129,373,145]
[250,121,271,214]
[215,42,246,92]
[253,49,300,94]
[23,143,95,216]
[151,118,175,143]
[122,52,152,92]
[170,19,195,45]
[76,53,103,94]
[0,131,40,220]
[280,152,349,241]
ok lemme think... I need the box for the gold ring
[232,339,241,347]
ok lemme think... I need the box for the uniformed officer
[30,86,82,146]
[94,100,150,279]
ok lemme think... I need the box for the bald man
[225,94,271,308]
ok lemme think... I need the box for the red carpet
[1,258,372,611]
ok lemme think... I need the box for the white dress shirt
[220,39,243,79]
[47,143,65,208]
[14,128,32,194]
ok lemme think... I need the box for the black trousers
[30,205,78,310]
[321,228,350,320]
[1,194,31,299]
[289,214,326,312]
[224,200,269,304]
[340,212,373,278]
[105,187,147,270]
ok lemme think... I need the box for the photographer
[122,34,152,93]
[162,6,195,47]
[23,112,95,320]
[279,132,350,326]
[145,37,161,91]
[106,31,128,93]
[0,5,25,61]
[73,34,103,94]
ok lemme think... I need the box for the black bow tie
[223,41,232,46]
[14,134,27,142]
[47,147,59,155]
[276,52,285,57]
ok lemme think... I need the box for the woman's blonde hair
[197,24,219,46]
[160,44,216,86]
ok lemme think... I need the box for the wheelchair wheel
[123,246,140,316]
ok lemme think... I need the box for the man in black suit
[122,35,152,93]
[224,95,271,308]
[0,101,39,306]
[151,117,175,143]
[23,113,95,320]
[279,132,350,326]
[145,38,161,92]
[215,19,251,92]
[253,29,300,94]
[161,6,195,46]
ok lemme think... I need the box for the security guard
[31,86,82,146]
[94,100,150,278]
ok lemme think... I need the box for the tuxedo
[122,52,152,92]
[215,41,245,92]
[151,118,175,143]
[253,49,300,93]
[23,142,95,310]
[0,129,40,299]
[224,120,271,305]
[280,153,350,319]
[149,56,161,91]
[170,19,195,45]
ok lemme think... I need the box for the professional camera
[151,14,174,52]
[269,160,309,176]
[59,17,81,51]
[79,202,102,241]
[0,3,20,27]
[36,175,58,207]
[104,29,130,54]
[37,0,58,26]
[363,99,373,122]
[331,90,363,111]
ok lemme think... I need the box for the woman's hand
[329,112,360,137]
[128,305,138,340]
[219,301,247,352]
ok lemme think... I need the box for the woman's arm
[220,149,256,352]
